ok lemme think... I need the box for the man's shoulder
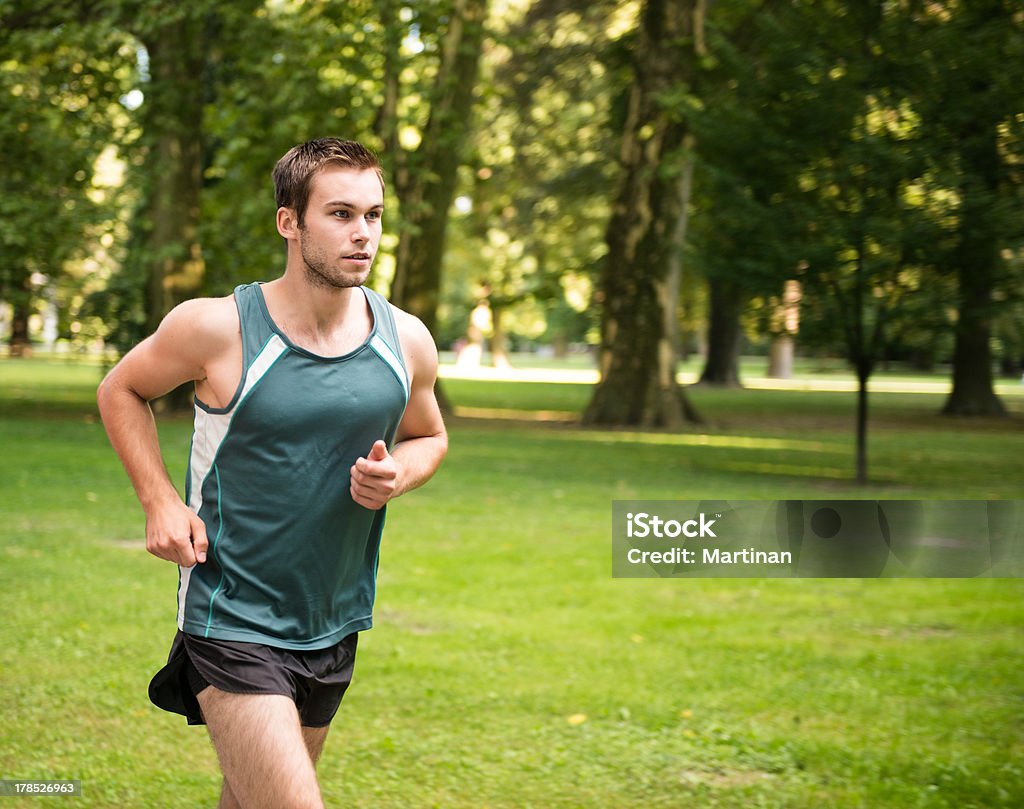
[386,303,433,344]
[384,303,439,373]
[158,293,240,346]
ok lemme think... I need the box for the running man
[98,138,448,809]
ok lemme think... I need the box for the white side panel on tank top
[176,334,289,629]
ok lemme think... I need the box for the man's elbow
[96,371,115,418]
[96,368,143,423]
[434,428,449,464]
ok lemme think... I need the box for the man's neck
[261,272,372,356]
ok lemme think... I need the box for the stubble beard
[299,235,372,291]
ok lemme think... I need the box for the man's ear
[276,206,300,240]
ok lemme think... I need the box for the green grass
[1,357,1022,807]
[440,373,1024,499]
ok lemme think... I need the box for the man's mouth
[342,252,371,260]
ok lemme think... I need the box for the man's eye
[333,210,350,218]
[367,211,381,221]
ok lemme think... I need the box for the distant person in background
[98,137,447,809]
[455,297,490,368]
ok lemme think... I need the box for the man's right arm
[97,297,236,567]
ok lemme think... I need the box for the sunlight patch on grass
[713,459,852,480]
[546,428,834,453]
[452,405,578,422]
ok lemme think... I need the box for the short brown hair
[272,138,383,226]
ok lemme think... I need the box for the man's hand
[145,498,209,567]
[350,440,400,510]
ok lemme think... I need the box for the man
[98,138,448,809]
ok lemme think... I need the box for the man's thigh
[197,686,324,809]
[302,724,330,764]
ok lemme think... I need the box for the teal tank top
[176,282,409,649]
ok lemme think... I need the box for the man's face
[297,166,384,290]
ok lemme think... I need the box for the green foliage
[440,1,622,349]
[2,0,1021,380]
[690,0,1023,377]
[200,0,385,295]
[0,21,135,349]
[689,4,808,298]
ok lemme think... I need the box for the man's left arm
[349,311,448,510]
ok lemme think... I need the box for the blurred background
[1,0,1021,424]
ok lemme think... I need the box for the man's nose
[352,217,371,241]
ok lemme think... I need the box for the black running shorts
[148,630,358,728]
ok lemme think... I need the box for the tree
[912,0,1024,416]
[698,278,745,386]
[439,0,624,362]
[784,1,945,483]
[583,0,704,427]
[4,0,500,383]
[383,0,490,341]
[0,2,237,382]
[132,7,209,338]
[0,19,133,354]
[199,1,385,296]
[689,0,838,387]
[690,0,957,480]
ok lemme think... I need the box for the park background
[1,1,1022,806]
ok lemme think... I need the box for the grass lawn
[1,356,1021,807]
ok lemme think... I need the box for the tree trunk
[767,334,794,379]
[490,302,511,369]
[140,20,206,334]
[389,0,489,339]
[837,240,886,485]
[6,266,32,357]
[663,137,695,374]
[137,14,207,411]
[384,0,488,419]
[699,277,744,386]
[767,279,800,378]
[375,0,404,170]
[583,0,701,427]
[941,69,1006,416]
[9,304,32,357]
[942,261,1006,417]
[855,363,869,485]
